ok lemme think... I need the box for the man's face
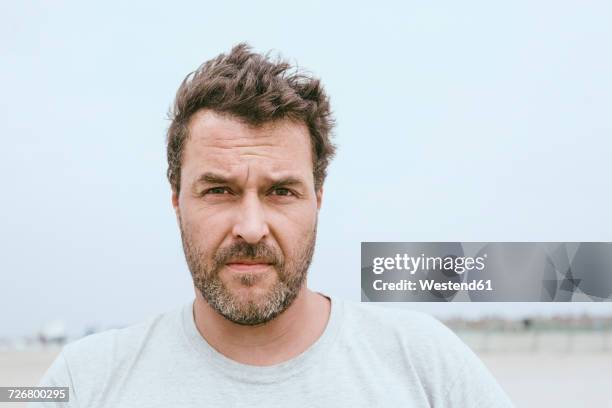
[173,110,322,326]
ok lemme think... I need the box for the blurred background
[1,1,611,407]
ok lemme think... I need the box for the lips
[225,259,273,272]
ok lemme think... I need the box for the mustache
[213,241,283,268]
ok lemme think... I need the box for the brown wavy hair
[166,43,336,194]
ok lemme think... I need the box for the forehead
[182,110,314,182]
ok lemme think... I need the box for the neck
[193,286,331,366]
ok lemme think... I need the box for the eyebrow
[269,177,305,189]
[193,172,307,189]
[195,172,232,185]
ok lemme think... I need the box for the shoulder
[337,300,514,407]
[340,300,454,345]
[338,300,476,381]
[40,304,187,405]
[63,307,174,365]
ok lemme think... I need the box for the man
[35,43,514,407]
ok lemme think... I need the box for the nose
[231,193,270,244]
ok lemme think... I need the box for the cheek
[180,203,231,251]
[269,205,318,254]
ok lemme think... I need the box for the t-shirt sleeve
[406,315,514,408]
[28,352,79,408]
[442,343,514,407]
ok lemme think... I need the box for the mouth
[225,259,273,272]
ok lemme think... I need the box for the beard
[178,216,317,326]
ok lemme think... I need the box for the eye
[204,187,231,195]
[270,187,294,197]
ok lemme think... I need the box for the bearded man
[35,43,514,407]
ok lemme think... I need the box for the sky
[1,1,611,337]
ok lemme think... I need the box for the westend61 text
[372,279,493,292]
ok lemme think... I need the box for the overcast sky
[1,1,611,337]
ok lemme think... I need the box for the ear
[172,190,180,218]
[316,186,324,211]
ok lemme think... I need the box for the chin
[231,285,272,302]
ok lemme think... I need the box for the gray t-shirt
[34,295,513,407]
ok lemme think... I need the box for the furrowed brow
[270,177,306,189]
[191,173,308,192]
[194,172,233,186]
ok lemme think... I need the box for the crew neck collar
[181,293,344,384]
